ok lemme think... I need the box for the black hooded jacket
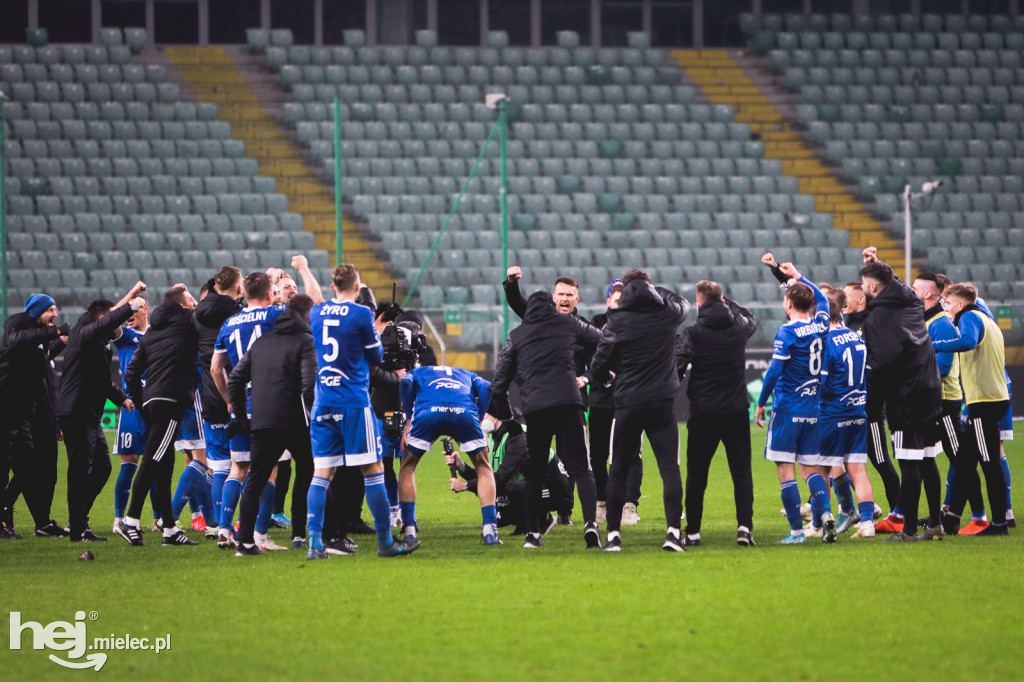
[227,307,316,431]
[588,310,616,410]
[0,312,64,426]
[676,297,759,419]
[492,292,602,415]
[194,291,244,424]
[57,305,134,421]
[862,277,942,430]
[126,303,199,408]
[590,281,691,409]
[845,308,869,336]
[503,277,595,382]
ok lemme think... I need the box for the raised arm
[291,255,325,304]
[113,280,147,311]
[502,266,528,320]
[77,303,136,346]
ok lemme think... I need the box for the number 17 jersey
[819,326,868,418]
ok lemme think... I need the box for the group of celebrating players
[0,241,1014,557]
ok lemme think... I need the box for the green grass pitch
[3,427,1022,680]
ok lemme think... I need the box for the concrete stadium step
[672,48,902,264]
[164,46,392,289]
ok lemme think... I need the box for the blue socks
[780,480,803,532]
[211,471,227,527]
[806,473,831,528]
[306,476,330,551]
[832,473,855,515]
[400,500,417,532]
[219,478,243,529]
[858,500,875,524]
[1002,455,1012,510]
[365,472,395,549]
[944,465,957,508]
[481,504,497,527]
[114,462,137,517]
[255,481,276,535]
[171,460,206,520]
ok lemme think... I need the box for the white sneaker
[254,532,288,551]
[799,502,813,523]
[113,517,122,535]
[803,521,822,538]
[873,503,883,520]
[852,521,876,538]
[621,502,640,525]
[402,525,417,540]
[595,501,607,524]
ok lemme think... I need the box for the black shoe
[662,531,685,552]
[602,535,622,552]
[235,543,264,557]
[1007,517,1017,529]
[0,527,23,540]
[324,536,356,555]
[736,529,756,547]
[292,537,308,550]
[541,512,557,536]
[347,518,375,535]
[683,535,702,547]
[35,520,68,537]
[975,523,1009,536]
[72,529,109,543]
[920,524,944,541]
[162,530,199,546]
[941,511,961,535]
[523,533,544,549]
[584,522,600,549]
[557,514,573,526]
[377,535,420,557]
[881,532,920,543]
[114,520,145,547]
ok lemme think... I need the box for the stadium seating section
[1,28,330,321]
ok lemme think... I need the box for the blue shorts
[175,394,205,451]
[406,407,487,457]
[204,421,231,473]
[765,411,820,465]
[229,407,251,463]
[311,404,381,468]
[114,407,147,456]
[376,418,402,460]
[819,414,868,466]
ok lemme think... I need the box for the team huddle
[0,244,1014,556]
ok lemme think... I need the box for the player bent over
[398,365,497,545]
[755,261,834,544]
[306,264,419,559]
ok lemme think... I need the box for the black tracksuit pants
[952,400,1008,525]
[868,419,901,512]
[523,404,595,534]
[937,399,984,514]
[126,400,184,528]
[59,414,113,537]
[324,466,364,539]
[1,408,58,529]
[684,410,754,534]
[238,427,313,544]
[274,459,292,515]
[589,406,643,506]
[607,399,682,533]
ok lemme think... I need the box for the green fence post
[498,97,509,341]
[333,96,343,267]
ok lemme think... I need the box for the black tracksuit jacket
[194,292,245,424]
[57,305,134,421]
[125,303,199,408]
[0,313,64,427]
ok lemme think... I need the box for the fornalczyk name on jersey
[829,330,862,346]
[794,321,829,337]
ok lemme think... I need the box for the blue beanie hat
[24,293,56,319]
[606,278,624,298]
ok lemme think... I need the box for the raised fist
[506,266,522,281]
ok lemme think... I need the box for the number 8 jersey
[310,300,383,408]
[758,276,831,415]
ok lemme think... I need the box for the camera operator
[58,281,147,542]
[0,293,70,539]
[371,309,437,525]
[590,270,691,552]
[447,403,573,535]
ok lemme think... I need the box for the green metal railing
[333,96,344,267]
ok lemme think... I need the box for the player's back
[408,366,481,414]
[216,304,286,369]
[311,300,381,408]
[819,326,867,417]
[114,326,145,388]
[772,316,829,414]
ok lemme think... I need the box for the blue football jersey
[214,304,286,369]
[113,326,145,391]
[310,300,382,409]
[758,276,830,414]
[400,366,491,419]
[819,326,868,418]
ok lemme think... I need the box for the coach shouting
[675,280,758,547]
